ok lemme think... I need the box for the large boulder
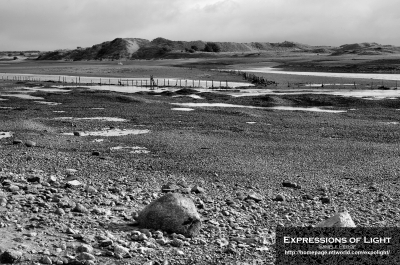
[137,193,201,237]
[315,211,356,227]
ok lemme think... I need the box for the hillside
[332,42,400,55]
[36,38,400,61]
[37,38,333,61]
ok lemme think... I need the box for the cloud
[0,0,399,50]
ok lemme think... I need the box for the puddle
[171,108,195,111]
[23,87,71,93]
[0,94,45,100]
[54,117,128,122]
[0,107,13,109]
[243,67,400,81]
[0,132,12,139]
[63,128,150,137]
[110,146,150,154]
[171,103,346,113]
[91,108,105,110]
[0,98,8,101]
[34,101,62,105]
[171,102,264,109]
[92,139,104,142]
[229,89,400,100]
[53,110,66,113]
[381,122,399,125]
[246,122,257,124]
[268,106,347,113]
[172,94,204,99]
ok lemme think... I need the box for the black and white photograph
[1,0,400,264]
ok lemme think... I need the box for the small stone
[25,140,36,147]
[27,175,42,183]
[85,186,98,193]
[320,197,331,204]
[282,181,300,189]
[12,139,23,145]
[65,168,78,176]
[316,211,356,227]
[39,256,53,264]
[161,183,179,193]
[171,238,183,248]
[137,193,202,237]
[48,175,57,183]
[114,244,130,257]
[73,203,89,213]
[0,250,23,263]
[247,191,262,202]
[191,185,205,194]
[76,252,96,261]
[273,194,285,202]
[77,244,94,254]
[67,180,82,188]
[73,131,85,136]
[8,185,20,192]
[99,239,113,247]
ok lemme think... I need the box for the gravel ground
[1,76,400,264]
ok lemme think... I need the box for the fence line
[1,73,399,90]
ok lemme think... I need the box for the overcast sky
[1,0,399,51]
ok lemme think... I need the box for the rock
[12,139,23,145]
[315,211,356,227]
[137,193,202,237]
[282,181,300,189]
[320,197,331,204]
[25,140,36,147]
[114,244,130,257]
[0,197,7,206]
[247,191,262,202]
[273,194,285,202]
[27,175,42,183]
[191,185,205,194]
[170,238,183,248]
[76,252,96,261]
[85,186,98,193]
[8,185,20,192]
[48,175,57,183]
[65,168,78,177]
[0,250,23,263]
[66,180,82,188]
[161,183,179,193]
[73,131,85,136]
[39,256,53,264]
[77,244,94,254]
[73,203,89,213]
[55,208,65,215]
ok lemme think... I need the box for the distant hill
[36,38,400,61]
[332,42,400,55]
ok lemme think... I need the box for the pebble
[171,238,184,247]
[39,256,53,264]
[282,181,301,189]
[73,203,89,213]
[12,139,23,145]
[273,194,285,201]
[247,191,262,202]
[25,140,36,147]
[76,252,96,261]
[191,185,205,194]
[77,244,94,254]
[73,131,85,136]
[92,151,101,156]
